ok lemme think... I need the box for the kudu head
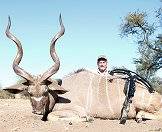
[4,15,68,116]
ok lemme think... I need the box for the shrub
[0,90,15,99]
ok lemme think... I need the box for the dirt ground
[0,99,162,132]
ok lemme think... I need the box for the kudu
[48,70,162,123]
[4,15,68,121]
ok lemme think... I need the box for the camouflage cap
[97,55,107,62]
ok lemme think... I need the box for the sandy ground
[0,99,162,132]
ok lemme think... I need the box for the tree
[120,10,162,80]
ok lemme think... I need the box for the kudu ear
[48,79,69,94]
[3,82,28,94]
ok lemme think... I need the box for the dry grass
[0,90,15,99]
[0,89,29,99]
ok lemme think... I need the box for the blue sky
[0,0,161,87]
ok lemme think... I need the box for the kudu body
[4,15,68,121]
[48,70,162,123]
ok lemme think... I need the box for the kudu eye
[28,92,33,97]
[27,89,34,97]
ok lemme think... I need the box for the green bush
[150,77,162,95]
[154,84,162,94]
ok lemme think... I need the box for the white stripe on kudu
[105,75,114,115]
[85,73,94,113]
[141,89,146,106]
[116,79,122,103]
[96,75,102,102]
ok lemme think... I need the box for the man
[97,55,114,77]
[97,55,108,76]
[97,55,116,82]
[97,55,129,124]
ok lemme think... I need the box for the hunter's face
[98,60,107,73]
